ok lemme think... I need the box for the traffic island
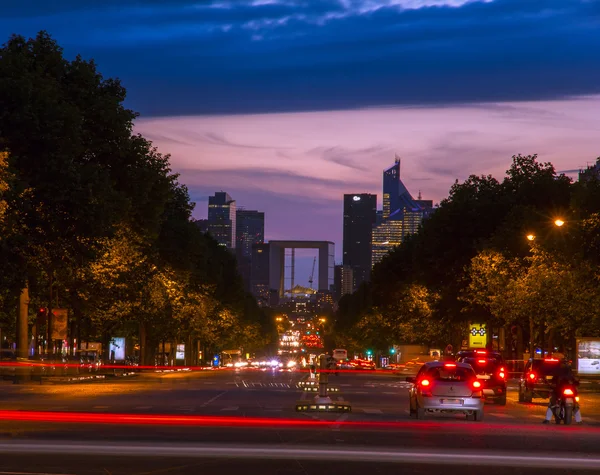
[295,354,351,413]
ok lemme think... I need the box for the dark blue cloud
[1,0,599,115]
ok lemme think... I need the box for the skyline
[2,0,599,272]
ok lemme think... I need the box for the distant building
[194,219,209,234]
[236,209,264,258]
[371,219,403,267]
[371,157,434,265]
[343,194,377,290]
[334,265,354,302]
[316,291,334,312]
[208,192,236,249]
[250,243,270,306]
[579,157,600,182]
[235,209,264,292]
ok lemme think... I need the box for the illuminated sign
[353,196,361,201]
[468,323,487,349]
[577,338,600,376]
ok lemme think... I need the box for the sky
[2,0,600,286]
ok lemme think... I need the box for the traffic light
[390,348,396,354]
[366,349,372,356]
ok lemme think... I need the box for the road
[1,369,600,474]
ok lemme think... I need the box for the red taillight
[472,380,482,389]
[444,363,456,368]
[420,379,430,387]
[500,367,505,372]
[563,388,574,396]
[499,371,505,379]
[477,359,487,364]
[476,350,487,354]
[528,372,536,380]
[544,358,559,362]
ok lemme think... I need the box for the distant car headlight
[287,361,296,368]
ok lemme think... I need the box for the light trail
[0,410,598,434]
[0,442,599,469]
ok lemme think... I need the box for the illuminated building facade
[208,192,236,250]
[371,219,403,267]
[343,194,377,290]
[372,157,434,266]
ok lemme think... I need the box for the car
[518,357,573,403]
[455,349,504,364]
[406,361,484,421]
[457,355,507,405]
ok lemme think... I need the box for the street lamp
[554,219,565,227]
[526,234,536,241]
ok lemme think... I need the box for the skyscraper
[343,193,377,289]
[236,209,265,258]
[372,157,434,265]
[207,192,236,249]
[334,264,354,302]
[250,243,270,306]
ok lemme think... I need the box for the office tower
[371,220,403,267]
[250,243,270,306]
[207,192,236,249]
[334,264,354,302]
[373,157,435,265]
[236,209,265,258]
[343,193,377,289]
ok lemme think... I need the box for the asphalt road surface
[1,369,599,475]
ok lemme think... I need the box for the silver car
[407,361,484,421]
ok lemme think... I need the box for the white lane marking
[176,406,194,412]
[3,443,600,469]
[362,409,383,414]
[221,406,239,411]
[383,392,397,395]
[203,382,216,385]
[339,384,352,387]
[200,391,226,407]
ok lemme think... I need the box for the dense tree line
[336,154,600,359]
[0,32,272,364]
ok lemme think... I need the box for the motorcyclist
[542,364,582,424]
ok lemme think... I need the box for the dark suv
[518,357,572,403]
[456,351,507,405]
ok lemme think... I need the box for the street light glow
[554,219,565,227]
[526,234,536,241]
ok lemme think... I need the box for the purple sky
[135,96,600,285]
[4,0,599,287]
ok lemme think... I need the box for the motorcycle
[552,385,579,425]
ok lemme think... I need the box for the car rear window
[425,366,475,382]
[461,358,501,372]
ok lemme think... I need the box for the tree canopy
[0,32,272,361]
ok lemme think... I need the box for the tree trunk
[139,321,146,366]
[47,271,54,355]
[16,286,29,359]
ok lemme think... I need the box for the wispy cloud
[135,95,600,257]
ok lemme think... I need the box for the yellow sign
[468,323,487,349]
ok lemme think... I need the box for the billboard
[468,322,487,349]
[577,339,600,376]
[109,337,126,361]
[51,309,68,340]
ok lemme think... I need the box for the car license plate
[441,399,462,404]
[546,375,554,380]
[477,375,491,380]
